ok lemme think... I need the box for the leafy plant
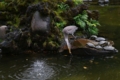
[74,10,100,35]
[73,0,83,5]
[27,37,32,47]
[73,11,88,30]
[57,2,69,11]
[55,21,66,30]
[13,15,20,27]
[0,2,7,10]
[0,39,3,43]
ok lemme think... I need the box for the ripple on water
[20,60,55,80]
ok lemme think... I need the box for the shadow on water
[0,5,120,80]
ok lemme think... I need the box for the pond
[0,5,120,80]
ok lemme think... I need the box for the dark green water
[0,5,120,80]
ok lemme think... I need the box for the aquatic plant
[74,10,100,35]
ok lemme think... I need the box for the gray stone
[31,11,51,33]
[0,48,2,53]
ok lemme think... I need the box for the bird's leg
[68,47,72,55]
[64,35,72,56]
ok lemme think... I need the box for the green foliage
[55,21,66,30]
[0,2,7,10]
[73,0,83,5]
[13,15,20,27]
[27,37,32,47]
[57,2,69,11]
[73,11,88,30]
[74,10,100,35]
[86,19,100,27]
[0,39,3,43]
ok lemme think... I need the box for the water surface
[0,5,120,80]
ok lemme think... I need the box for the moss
[0,39,3,43]
[43,41,47,47]
[48,41,55,47]
[27,37,32,47]
[33,0,40,4]
[0,2,7,10]
[73,0,83,6]
[6,21,13,25]
[13,15,21,27]
[48,40,59,48]
[33,43,38,48]
[1,0,99,52]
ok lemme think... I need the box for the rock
[96,37,106,41]
[31,11,51,33]
[59,38,118,55]
[0,48,2,58]
[103,46,115,51]
[95,45,102,49]
[87,10,99,20]
[0,25,8,39]
[86,42,95,48]
[0,48,2,53]
[59,38,98,52]
[98,41,109,47]
[0,40,12,48]
[90,35,97,40]
[90,35,106,42]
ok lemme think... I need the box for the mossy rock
[0,2,7,10]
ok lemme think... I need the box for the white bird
[62,25,78,55]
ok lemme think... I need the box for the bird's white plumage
[62,25,78,54]
[62,25,78,35]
